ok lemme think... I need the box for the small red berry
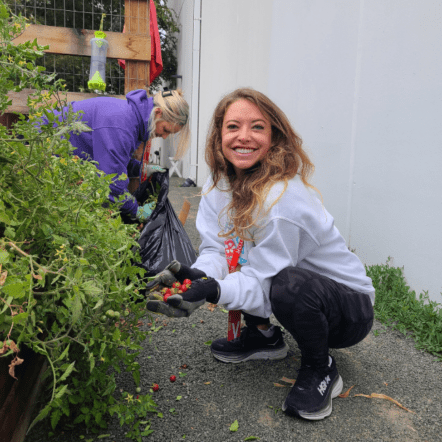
[179,284,188,292]
[170,375,176,383]
[183,279,192,285]
[152,383,159,392]
[164,288,172,295]
[163,293,171,302]
[172,282,181,288]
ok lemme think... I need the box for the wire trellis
[6,0,128,95]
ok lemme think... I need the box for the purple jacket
[53,90,154,216]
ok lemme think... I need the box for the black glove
[146,277,220,318]
[145,260,207,292]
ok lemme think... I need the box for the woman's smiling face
[221,99,272,175]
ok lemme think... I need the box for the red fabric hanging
[118,0,163,84]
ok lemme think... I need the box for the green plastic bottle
[88,14,108,92]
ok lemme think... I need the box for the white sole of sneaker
[211,343,289,364]
[296,374,344,420]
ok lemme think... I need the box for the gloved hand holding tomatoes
[146,276,220,318]
[145,260,207,292]
[144,260,218,317]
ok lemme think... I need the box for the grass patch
[366,258,442,361]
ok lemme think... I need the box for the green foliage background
[0,3,157,439]
[367,259,442,361]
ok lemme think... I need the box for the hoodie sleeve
[192,189,230,280]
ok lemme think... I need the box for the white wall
[173,0,442,303]
[197,0,275,183]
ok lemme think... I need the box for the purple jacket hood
[126,89,154,143]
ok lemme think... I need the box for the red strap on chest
[226,239,244,341]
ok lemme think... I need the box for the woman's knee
[270,266,320,313]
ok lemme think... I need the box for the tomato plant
[0,3,156,439]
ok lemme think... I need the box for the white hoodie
[192,175,375,319]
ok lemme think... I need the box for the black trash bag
[134,172,197,277]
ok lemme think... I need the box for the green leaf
[92,299,104,310]
[28,404,52,433]
[51,409,62,430]
[244,437,260,441]
[230,420,239,432]
[176,395,182,401]
[89,353,95,372]
[55,384,68,400]
[74,267,82,280]
[83,280,102,297]
[2,282,27,299]
[71,292,82,324]
[58,361,76,383]
[55,344,70,363]
[12,311,28,324]
[124,283,134,292]
[204,340,212,345]
[98,342,106,358]
[112,327,121,341]
[132,369,140,386]
[0,296,13,314]
[0,212,11,225]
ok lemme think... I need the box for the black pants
[243,267,374,368]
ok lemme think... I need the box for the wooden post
[125,0,150,93]
[178,200,191,226]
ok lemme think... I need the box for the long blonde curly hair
[205,88,317,241]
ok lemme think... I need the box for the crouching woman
[146,87,374,420]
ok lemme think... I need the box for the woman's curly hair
[205,88,316,241]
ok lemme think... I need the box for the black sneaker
[282,355,343,420]
[180,177,197,187]
[210,325,289,363]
